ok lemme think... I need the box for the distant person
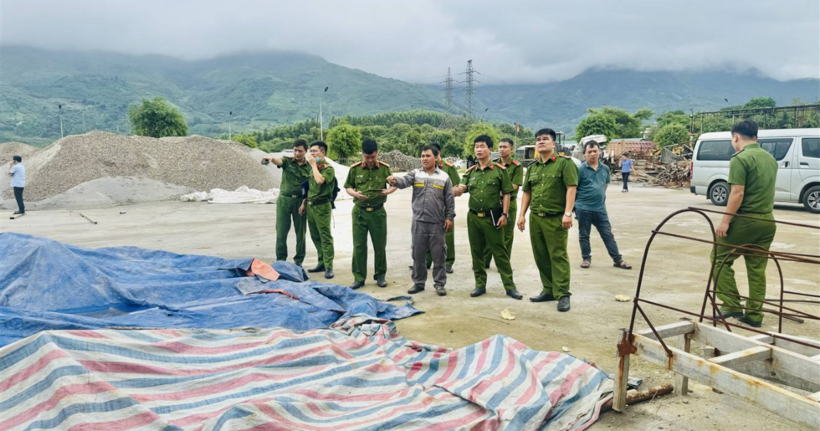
[712,120,777,328]
[386,145,455,296]
[517,128,578,312]
[619,155,633,192]
[344,139,392,290]
[484,138,523,269]
[9,155,25,216]
[261,139,311,267]
[302,141,336,279]
[576,141,631,270]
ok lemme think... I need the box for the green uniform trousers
[529,213,571,299]
[467,212,515,290]
[711,213,776,324]
[352,206,387,282]
[426,228,455,268]
[307,202,334,270]
[484,207,517,267]
[275,195,307,265]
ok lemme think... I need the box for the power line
[460,60,480,118]
[443,67,454,114]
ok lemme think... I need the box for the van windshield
[697,140,733,161]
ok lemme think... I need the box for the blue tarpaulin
[0,233,422,347]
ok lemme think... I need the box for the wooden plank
[748,333,773,344]
[675,334,691,396]
[771,334,820,358]
[693,323,820,387]
[633,334,820,429]
[709,346,771,368]
[636,321,694,341]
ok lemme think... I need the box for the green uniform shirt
[343,161,393,208]
[728,143,777,214]
[495,157,523,210]
[307,162,336,202]
[461,161,514,212]
[438,161,461,186]
[523,154,579,214]
[278,157,312,197]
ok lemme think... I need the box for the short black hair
[310,140,328,154]
[584,140,600,152]
[361,138,378,155]
[12,155,22,163]
[731,120,758,139]
[292,139,308,150]
[430,142,442,152]
[474,134,493,149]
[499,138,514,147]
[421,145,440,157]
[535,128,556,140]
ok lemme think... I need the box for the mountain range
[1,46,817,145]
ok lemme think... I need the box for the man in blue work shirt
[576,141,631,270]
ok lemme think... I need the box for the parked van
[690,128,820,213]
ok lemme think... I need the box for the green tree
[654,123,689,147]
[128,97,188,138]
[231,133,258,149]
[600,107,654,138]
[657,110,690,128]
[743,97,777,109]
[464,123,500,156]
[575,110,618,140]
[326,123,362,160]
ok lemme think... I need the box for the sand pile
[380,150,421,172]
[0,142,40,164]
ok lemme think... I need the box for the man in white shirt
[9,155,26,215]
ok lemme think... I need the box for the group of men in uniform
[262,119,778,321]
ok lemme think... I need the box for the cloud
[1,0,817,83]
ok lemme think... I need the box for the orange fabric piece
[246,259,279,281]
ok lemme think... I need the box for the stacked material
[0,141,39,163]
[1,131,276,206]
[181,186,280,204]
[380,150,422,171]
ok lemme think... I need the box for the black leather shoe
[470,287,486,298]
[350,280,365,290]
[529,292,556,302]
[506,289,523,300]
[738,315,762,328]
[408,284,425,294]
[717,310,743,320]
[445,265,454,274]
[376,276,387,288]
[308,265,325,273]
[324,269,334,279]
[557,296,571,312]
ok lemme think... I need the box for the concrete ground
[2,185,818,430]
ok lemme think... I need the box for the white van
[690,128,820,213]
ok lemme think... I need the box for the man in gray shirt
[386,145,455,296]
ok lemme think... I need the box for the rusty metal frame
[614,207,820,428]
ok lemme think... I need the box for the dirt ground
[2,185,818,430]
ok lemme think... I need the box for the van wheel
[709,182,729,206]
[804,185,820,214]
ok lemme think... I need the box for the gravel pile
[380,150,421,172]
[0,142,40,164]
[2,131,276,202]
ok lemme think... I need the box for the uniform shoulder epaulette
[559,155,572,159]
[444,161,454,167]
[512,160,521,166]
[466,165,478,172]
[380,161,390,167]
[494,162,507,170]
[731,149,744,158]
[351,161,363,167]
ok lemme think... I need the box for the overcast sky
[1,0,818,84]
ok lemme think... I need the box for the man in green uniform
[261,139,311,266]
[302,141,336,279]
[424,143,461,273]
[518,128,578,312]
[454,135,522,300]
[712,120,777,328]
[484,138,523,268]
[344,139,392,290]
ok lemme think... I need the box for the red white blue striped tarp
[0,316,612,431]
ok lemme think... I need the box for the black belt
[737,210,771,215]
[308,198,330,206]
[533,211,562,217]
[358,204,384,212]
[280,193,302,199]
[470,209,497,218]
